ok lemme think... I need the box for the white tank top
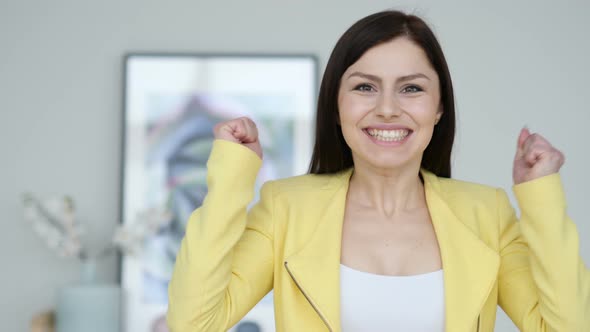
[340,264,445,332]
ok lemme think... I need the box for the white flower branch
[22,193,172,262]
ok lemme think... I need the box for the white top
[340,264,445,332]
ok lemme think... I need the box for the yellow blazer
[167,140,589,331]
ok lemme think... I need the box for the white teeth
[367,128,409,142]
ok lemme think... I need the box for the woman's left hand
[513,127,565,185]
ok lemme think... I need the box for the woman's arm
[498,128,589,330]
[167,139,275,331]
[497,174,589,331]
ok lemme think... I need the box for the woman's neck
[348,160,425,218]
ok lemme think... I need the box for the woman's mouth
[365,128,411,142]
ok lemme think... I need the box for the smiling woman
[337,38,443,173]
[309,11,455,178]
[166,10,589,332]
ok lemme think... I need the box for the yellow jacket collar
[284,168,500,332]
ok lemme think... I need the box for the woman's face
[338,37,442,171]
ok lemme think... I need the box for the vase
[55,259,121,332]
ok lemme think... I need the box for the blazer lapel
[284,168,352,332]
[285,169,500,332]
[422,170,500,331]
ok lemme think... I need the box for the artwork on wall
[121,53,317,332]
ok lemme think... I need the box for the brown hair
[308,10,455,178]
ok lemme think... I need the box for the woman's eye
[354,84,375,92]
[402,85,423,93]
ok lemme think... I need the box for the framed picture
[120,53,317,332]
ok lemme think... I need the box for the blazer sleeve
[167,140,275,332]
[497,173,590,331]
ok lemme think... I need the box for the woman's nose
[375,93,402,119]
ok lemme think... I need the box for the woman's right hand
[213,117,263,159]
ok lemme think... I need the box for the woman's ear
[435,114,442,125]
[435,106,443,125]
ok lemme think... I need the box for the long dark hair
[308,10,455,178]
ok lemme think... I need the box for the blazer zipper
[284,261,333,332]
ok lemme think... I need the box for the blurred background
[1,1,589,331]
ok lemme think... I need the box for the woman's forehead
[345,38,437,78]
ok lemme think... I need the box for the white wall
[1,1,588,331]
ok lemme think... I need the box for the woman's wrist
[207,139,263,192]
[513,172,566,213]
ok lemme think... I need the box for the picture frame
[120,53,317,332]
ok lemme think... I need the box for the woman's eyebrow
[346,71,431,83]
[397,73,431,83]
[347,71,381,83]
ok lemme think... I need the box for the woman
[167,10,589,331]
